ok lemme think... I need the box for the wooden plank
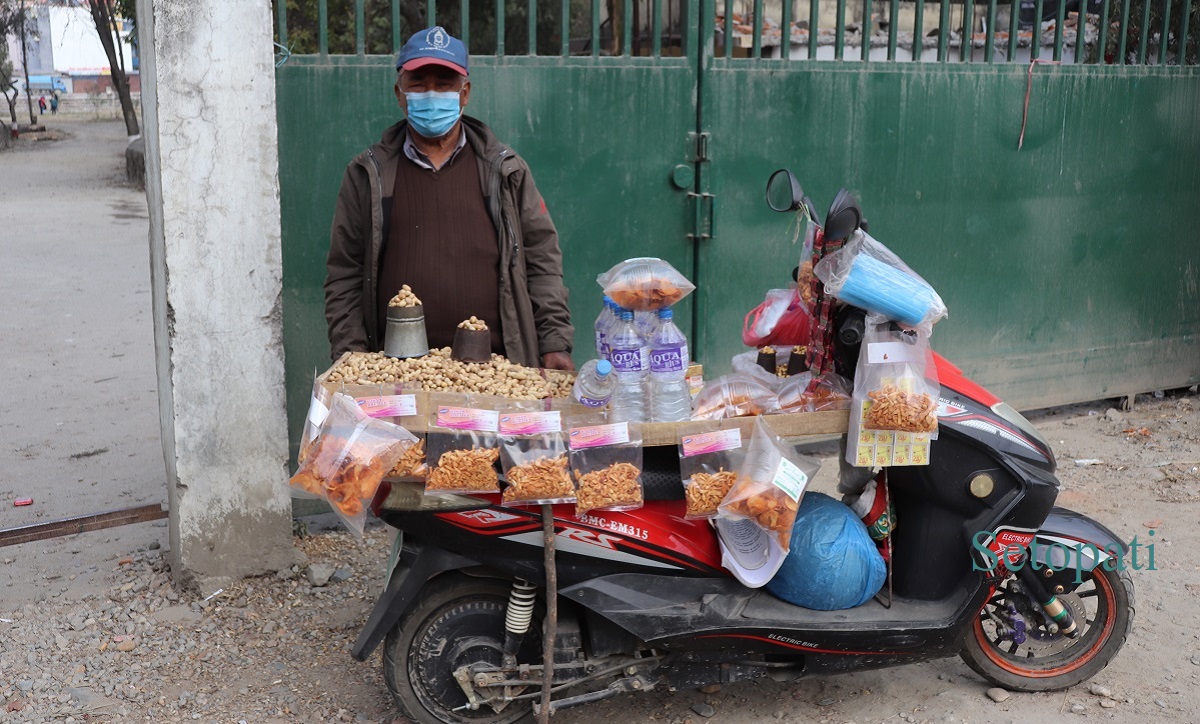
[0,504,168,548]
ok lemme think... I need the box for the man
[324,26,574,371]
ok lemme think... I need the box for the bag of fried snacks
[678,425,745,519]
[567,417,644,516]
[498,403,574,506]
[692,374,779,421]
[853,319,939,436]
[289,392,417,536]
[776,372,853,413]
[597,257,696,311]
[349,383,426,479]
[719,417,820,553]
[424,393,502,495]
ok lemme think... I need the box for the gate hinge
[687,131,711,163]
[687,192,715,242]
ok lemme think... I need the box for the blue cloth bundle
[837,253,940,328]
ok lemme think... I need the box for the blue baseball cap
[396,26,468,76]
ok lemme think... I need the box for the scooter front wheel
[383,574,539,724]
[959,564,1134,692]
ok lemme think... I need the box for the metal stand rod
[539,504,558,723]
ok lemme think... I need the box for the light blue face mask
[404,90,462,139]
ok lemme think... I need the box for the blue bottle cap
[657,308,673,320]
[595,360,613,376]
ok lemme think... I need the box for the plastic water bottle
[649,307,692,422]
[635,309,660,340]
[608,309,649,423]
[594,296,614,359]
[572,359,616,408]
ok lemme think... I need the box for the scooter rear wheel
[383,574,538,724]
[959,564,1134,692]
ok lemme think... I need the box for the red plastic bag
[742,287,813,348]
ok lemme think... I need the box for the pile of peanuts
[324,349,575,399]
[458,316,488,331]
[388,285,422,308]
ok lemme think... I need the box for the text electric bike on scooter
[351,171,1134,723]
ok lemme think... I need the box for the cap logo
[426,27,451,51]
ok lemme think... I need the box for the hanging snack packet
[289,392,417,536]
[498,403,574,506]
[813,230,947,333]
[567,418,644,516]
[855,320,939,435]
[678,425,745,519]
[719,417,820,553]
[597,257,696,311]
[424,393,502,494]
[692,374,779,420]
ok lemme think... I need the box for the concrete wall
[138,0,293,591]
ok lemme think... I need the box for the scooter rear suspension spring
[505,579,538,636]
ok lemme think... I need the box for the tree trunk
[87,0,140,137]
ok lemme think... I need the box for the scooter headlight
[990,401,1053,458]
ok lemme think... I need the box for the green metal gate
[276,0,1200,455]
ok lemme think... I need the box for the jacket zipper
[365,148,384,348]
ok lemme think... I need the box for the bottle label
[681,428,742,457]
[569,422,631,449]
[650,343,688,373]
[577,394,610,408]
[435,406,499,432]
[609,346,647,373]
[499,411,562,435]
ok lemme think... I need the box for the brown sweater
[377,141,503,352]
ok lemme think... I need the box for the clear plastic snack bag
[424,393,502,495]
[498,402,575,506]
[776,371,853,413]
[853,319,939,435]
[597,257,696,311]
[692,374,780,420]
[567,417,644,516]
[813,230,947,333]
[298,377,335,465]
[289,392,417,536]
[719,417,821,553]
[348,383,427,479]
[678,424,745,519]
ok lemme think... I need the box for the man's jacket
[325,116,573,366]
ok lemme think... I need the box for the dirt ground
[2,120,1199,723]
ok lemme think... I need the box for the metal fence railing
[272,0,1197,64]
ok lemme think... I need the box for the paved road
[0,118,166,603]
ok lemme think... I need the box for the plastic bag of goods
[718,417,820,554]
[498,402,575,506]
[765,492,886,610]
[567,417,644,516]
[678,425,745,519]
[853,320,939,435]
[741,287,812,348]
[813,230,946,333]
[597,257,696,311]
[692,374,779,420]
[289,392,418,536]
[424,393,503,495]
[776,372,853,413]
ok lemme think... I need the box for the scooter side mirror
[823,188,863,242]
[766,169,806,213]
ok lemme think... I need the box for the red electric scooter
[351,171,1134,723]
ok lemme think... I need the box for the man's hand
[541,352,575,372]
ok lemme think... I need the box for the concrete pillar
[138,0,294,591]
